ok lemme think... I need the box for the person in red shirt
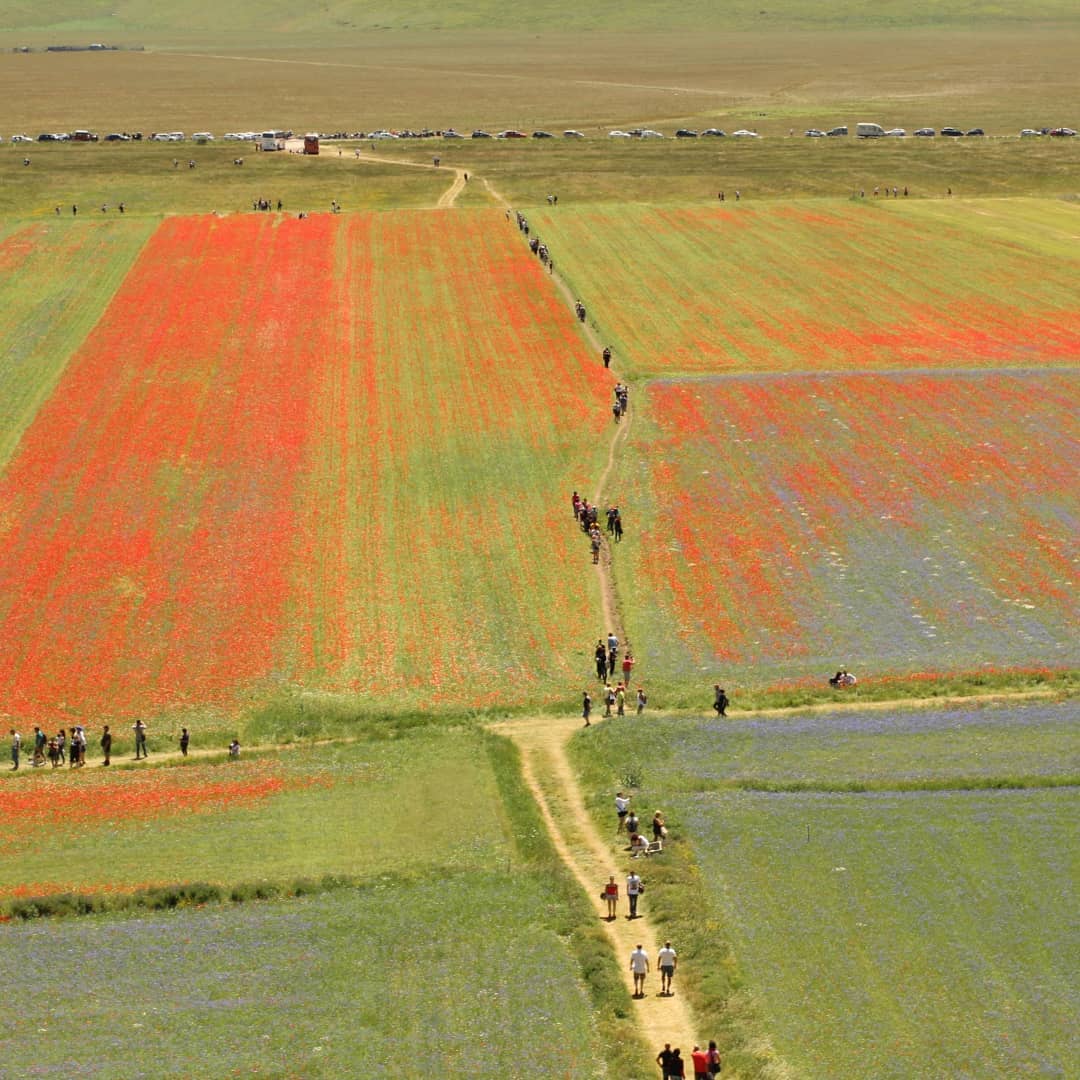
[691,1045,710,1079]
[622,650,635,687]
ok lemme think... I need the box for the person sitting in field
[829,669,857,688]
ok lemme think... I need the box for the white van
[193,132,214,143]
[856,123,885,138]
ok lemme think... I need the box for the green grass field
[570,701,1080,1078]
[0,733,511,899]
[0,874,605,1077]
[0,728,641,1076]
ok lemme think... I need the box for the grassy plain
[0,882,605,1078]
[570,701,1080,1079]
[0,218,150,467]
[529,199,1080,375]
[4,0,1080,40]
[1,23,1078,137]
[0,733,509,899]
[0,142,444,217]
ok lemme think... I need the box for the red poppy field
[0,218,152,471]
[618,370,1079,686]
[0,210,612,724]
[529,199,1080,376]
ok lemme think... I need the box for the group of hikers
[512,210,555,272]
[582,632,645,726]
[612,381,629,422]
[572,490,625,563]
[7,724,244,770]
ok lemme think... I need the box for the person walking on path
[630,943,650,997]
[604,684,616,717]
[9,728,20,770]
[603,875,620,920]
[706,1041,722,1075]
[658,941,678,996]
[627,869,643,919]
[613,510,623,542]
[692,1046,710,1080]
[582,690,592,727]
[56,728,65,765]
[180,727,190,756]
[133,719,148,759]
[615,791,631,831]
[668,1048,686,1078]
[713,685,729,717]
[622,650,635,686]
[100,725,111,767]
[657,1044,675,1079]
[637,687,647,714]
[616,683,626,716]
[594,640,608,680]
[602,345,612,368]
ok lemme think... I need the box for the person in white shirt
[614,792,630,832]
[629,944,650,998]
[626,871,643,919]
[657,941,678,996]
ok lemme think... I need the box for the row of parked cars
[8,124,1075,145]
[806,124,1076,138]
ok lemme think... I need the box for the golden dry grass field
[2,26,1078,137]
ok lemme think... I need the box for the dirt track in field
[495,708,699,1059]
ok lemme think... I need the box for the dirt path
[435,167,467,208]
[497,710,698,1058]
[349,149,467,208]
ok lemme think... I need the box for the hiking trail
[496,709,699,1060]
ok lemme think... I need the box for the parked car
[497,130,527,138]
[11,134,32,142]
[532,130,553,138]
[701,128,726,136]
[914,127,935,136]
[442,129,464,138]
[639,129,664,138]
[805,128,826,137]
[965,128,985,136]
[608,130,632,138]
[884,128,907,137]
[563,130,585,138]
[37,133,57,141]
[1019,128,1041,137]
[675,128,698,138]
[471,130,492,138]
[733,129,761,138]
[941,127,964,137]
[1049,127,1076,136]
[826,126,848,136]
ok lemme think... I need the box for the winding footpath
[493,204,698,1053]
